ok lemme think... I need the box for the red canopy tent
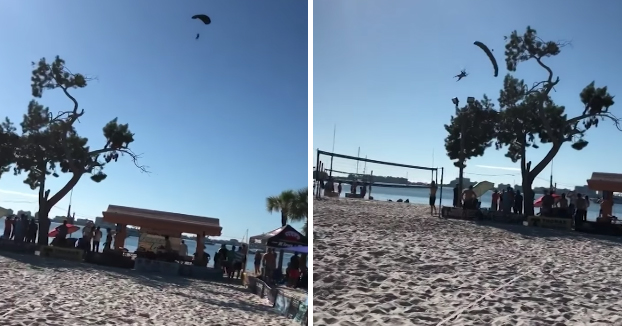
[533,194,561,208]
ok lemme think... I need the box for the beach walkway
[314,198,622,326]
[0,254,292,326]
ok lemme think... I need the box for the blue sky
[314,0,622,190]
[0,1,307,240]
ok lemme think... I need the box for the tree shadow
[171,290,280,317]
[472,219,622,248]
[0,251,196,289]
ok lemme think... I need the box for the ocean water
[0,221,295,271]
[340,185,613,221]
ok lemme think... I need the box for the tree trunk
[522,177,535,216]
[37,207,50,246]
[281,211,287,227]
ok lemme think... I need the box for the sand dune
[314,198,622,326]
[0,254,291,326]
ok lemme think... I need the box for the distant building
[95,217,115,229]
[74,218,92,226]
[574,185,597,198]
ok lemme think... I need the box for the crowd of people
[537,189,592,220]
[2,214,38,243]
[213,244,248,281]
[51,220,112,253]
[249,248,306,288]
[448,183,598,221]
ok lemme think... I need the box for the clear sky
[314,0,622,190]
[0,1,307,240]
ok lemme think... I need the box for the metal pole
[355,147,360,175]
[439,167,444,215]
[319,162,324,198]
[457,103,465,205]
[315,149,321,198]
[369,170,374,199]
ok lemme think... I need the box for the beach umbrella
[48,224,80,237]
[533,194,561,208]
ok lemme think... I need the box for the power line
[465,172,519,177]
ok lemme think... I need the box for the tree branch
[89,147,150,173]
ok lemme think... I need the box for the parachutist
[191,14,210,39]
[473,41,498,77]
[455,70,468,81]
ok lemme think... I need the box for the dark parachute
[192,14,211,25]
[473,41,498,77]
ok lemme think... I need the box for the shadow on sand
[0,251,247,289]
[470,219,622,247]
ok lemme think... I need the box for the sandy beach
[0,253,291,326]
[314,198,622,326]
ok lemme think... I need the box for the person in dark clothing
[541,190,555,216]
[54,220,69,247]
[103,228,113,251]
[288,253,301,287]
[513,191,523,215]
[453,185,460,207]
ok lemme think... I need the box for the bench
[527,216,572,230]
[487,211,526,224]
[441,207,479,220]
[40,246,84,262]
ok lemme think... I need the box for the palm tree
[266,190,297,227]
[291,188,308,234]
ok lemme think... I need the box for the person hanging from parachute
[454,69,468,81]
[192,14,211,40]
[473,41,498,77]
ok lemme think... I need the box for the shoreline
[314,198,622,325]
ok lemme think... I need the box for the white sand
[314,198,622,326]
[0,254,291,326]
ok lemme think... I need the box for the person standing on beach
[103,228,113,251]
[254,250,263,275]
[453,185,460,207]
[10,216,16,240]
[575,193,588,221]
[179,240,188,258]
[462,186,476,209]
[217,244,228,272]
[337,182,342,197]
[55,220,69,247]
[92,227,102,252]
[234,246,245,279]
[491,190,500,211]
[227,245,237,279]
[27,219,38,243]
[429,181,438,216]
[502,187,513,214]
[288,252,300,287]
[82,223,93,252]
[513,190,523,215]
[541,190,555,216]
[263,248,277,281]
[3,216,12,239]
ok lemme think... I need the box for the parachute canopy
[192,14,211,25]
[473,41,498,77]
